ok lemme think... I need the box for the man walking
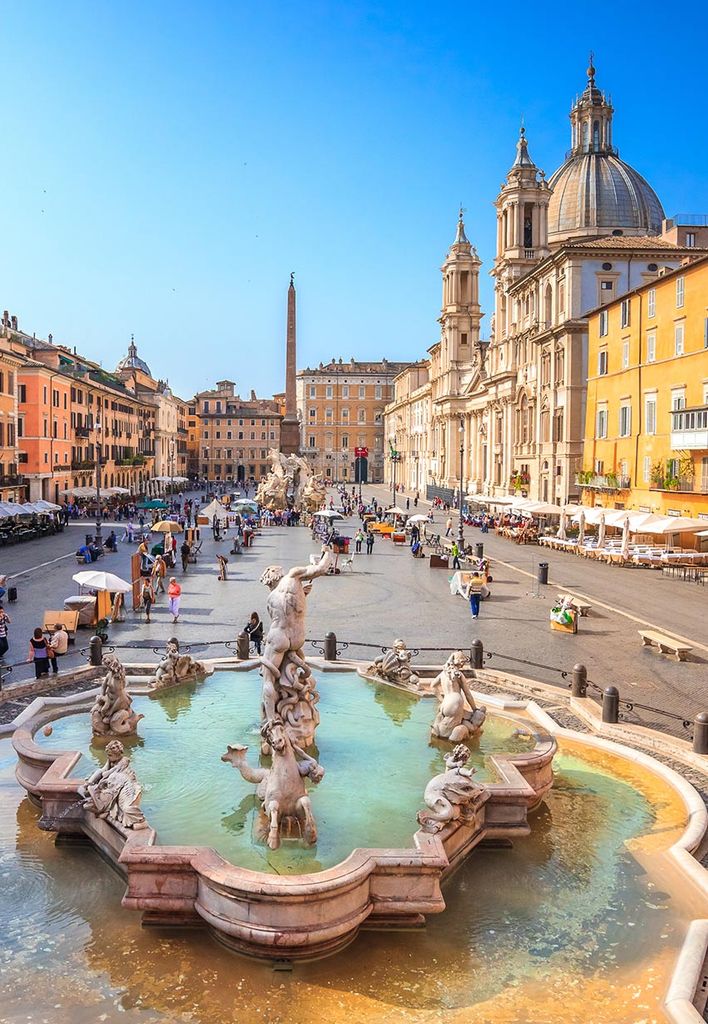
[451,539,461,570]
[445,516,453,538]
[180,538,191,573]
[467,578,483,619]
[366,529,374,555]
[354,528,364,553]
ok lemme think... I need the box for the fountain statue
[255,448,292,510]
[151,638,212,691]
[417,744,481,833]
[89,655,144,737]
[367,639,420,690]
[289,453,327,513]
[258,548,331,747]
[430,651,486,742]
[80,739,148,830]
[222,718,324,849]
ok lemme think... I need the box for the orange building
[581,253,708,519]
[17,358,73,503]
[0,344,26,502]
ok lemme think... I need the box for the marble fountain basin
[12,667,556,960]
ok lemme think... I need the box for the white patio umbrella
[577,510,586,545]
[597,512,606,549]
[640,516,707,535]
[73,570,132,593]
[34,499,63,512]
[384,506,408,516]
[408,514,429,524]
[312,509,343,519]
[620,516,630,558]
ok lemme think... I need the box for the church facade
[385,62,702,504]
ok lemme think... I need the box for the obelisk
[280,272,300,455]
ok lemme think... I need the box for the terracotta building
[0,337,26,502]
[297,358,410,484]
[581,254,708,518]
[193,380,282,484]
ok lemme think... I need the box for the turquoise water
[34,670,535,873]
[0,729,686,1022]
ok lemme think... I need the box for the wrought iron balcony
[74,426,91,438]
[576,473,631,491]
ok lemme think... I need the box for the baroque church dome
[116,337,151,376]
[547,60,664,244]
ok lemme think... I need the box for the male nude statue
[259,548,332,721]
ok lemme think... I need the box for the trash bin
[7,586,17,603]
[538,562,549,585]
[475,542,484,559]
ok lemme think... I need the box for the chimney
[250,389,256,401]
[10,315,17,330]
[2,311,8,327]
[48,333,53,343]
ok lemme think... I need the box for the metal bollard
[470,638,484,669]
[89,635,103,666]
[693,712,708,755]
[571,663,588,698]
[602,686,619,723]
[324,632,337,661]
[236,632,250,660]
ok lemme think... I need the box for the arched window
[582,122,589,150]
[593,120,600,150]
[520,395,529,445]
[555,346,565,385]
[545,284,552,326]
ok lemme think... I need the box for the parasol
[73,570,132,593]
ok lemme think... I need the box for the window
[676,276,685,308]
[203,401,209,412]
[342,435,349,449]
[342,408,349,422]
[309,385,316,399]
[599,310,608,337]
[18,384,26,403]
[686,232,696,248]
[645,396,657,434]
[704,318,708,349]
[622,341,629,369]
[374,385,382,400]
[647,332,656,362]
[598,349,608,375]
[596,408,608,438]
[325,408,333,423]
[308,436,315,448]
[342,385,349,399]
[675,323,685,356]
[359,385,365,399]
[620,299,631,328]
[647,288,656,318]
[358,409,366,424]
[325,385,333,399]
[671,389,686,411]
[619,404,632,437]
[309,409,316,419]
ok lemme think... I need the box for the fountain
[89,655,143,737]
[255,449,326,513]
[4,553,708,1020]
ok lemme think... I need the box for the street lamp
[94,417,103,544]
[458,417,465,550]
[389,434,399,496]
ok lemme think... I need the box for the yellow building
[581,253,708,519]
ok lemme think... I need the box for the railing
[649,478,700,493]
[75,427,90,438]
[71,460,94,471]
[0,474,25,486]
[666,213,708,227]
[576,474,631,491]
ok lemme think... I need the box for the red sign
[354,447,369,458]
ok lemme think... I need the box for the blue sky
[2,1,707,399]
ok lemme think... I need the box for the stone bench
[638,629,692,662]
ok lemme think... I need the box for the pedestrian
[414,493,419,507]
[180,539,191,573]
[451,539,461,570]
[366,529,374,555]
[445,516,453,537]
[355,528,364,553]
[213,514,221,541]
[49,622,69,662]
[244,611,263,655]
[467,578,483,619]
[152,554,166,594]
[167,577,182,622]
[141,579,154,623]
[217,553,229,581]
[0,603,10,659]
[28,627,51,678]
[406,497,410,511]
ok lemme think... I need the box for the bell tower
[439,208,482,380]
[491,126,551,349]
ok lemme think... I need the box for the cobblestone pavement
[1,486,706,740]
